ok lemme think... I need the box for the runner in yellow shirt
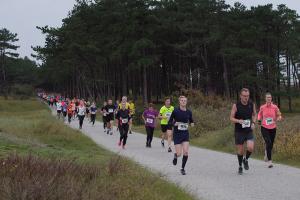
[159,97,174,152]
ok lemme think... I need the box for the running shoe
[180,169,186,175]
[243,158,249,170]
[129,130,132,134]
[161,140,165,147]
[238,166,243,175]
[173,157,177,166]
[168,147,172,152]
[268,161,273,168]
[118,141,122,146]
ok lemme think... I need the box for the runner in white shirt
[77,100,86,129]
[56,100,62,119]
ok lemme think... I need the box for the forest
[1,0,300,109]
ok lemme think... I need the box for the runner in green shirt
[159,97,174,152]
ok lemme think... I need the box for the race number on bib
[242,120,251,128]
[178,123,189,131]
[122,118,128,124]
[165,112,172,118]
[108,109,114,113]
[146,118,153,124]
[265,118,274,125]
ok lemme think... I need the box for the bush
[9,84,34,99]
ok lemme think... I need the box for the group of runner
[38,88,282,175]
[230,88,282,174]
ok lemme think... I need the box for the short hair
[265,92,272,97]
[178,95,187,101]
[240,88,250,94]
[148,103,154,107]
[165,97,171,101]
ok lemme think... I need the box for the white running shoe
[268,161,273,168]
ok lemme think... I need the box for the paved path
[52,109,300,200]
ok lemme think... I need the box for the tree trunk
[222,54,230,98]
[143,65,147,106]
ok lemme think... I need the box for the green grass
[0,98,195,200]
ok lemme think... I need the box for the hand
[238,119,244,124]
[251,123,255,130]
[190,123,195,127]
[174,122,179,126]
[277,116,283,122]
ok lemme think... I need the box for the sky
[0,0,299,61]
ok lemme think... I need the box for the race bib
[265,118,274,125]
[178,123,189,131]
[103,113,107,116]
[146,118,154,124]
[122,118,128,124]
[108,109,114,113]
[165,112,172,118]
[91,112,96,114]
[242,120,251,128]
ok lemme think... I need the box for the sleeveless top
[235,101,254,133]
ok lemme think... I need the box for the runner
[230,88,257,175]
[159,97,174,152]
[129,100,135,134]
[118,96,131,133]
[50,96,54,107]
[168,96,194,175]
[142,103,159,148]
[101,101,108,131]
[258,92,282,168]
[56,100,62,119]
[71,99,76,119]
[116,102,131,149]
[90,102,97,126]
[104,99,115,135]
[62,99,67,121]
[67,100,73,124]
[77,100,86,129]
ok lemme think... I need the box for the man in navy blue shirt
[168,96,194,175]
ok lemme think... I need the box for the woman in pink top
[258,92,282,168]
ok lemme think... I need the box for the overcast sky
[0,0,299,60]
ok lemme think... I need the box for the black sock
[173,153,178,165]
[237,154,243,167]
[182,155,188,170]
[246,151,252,160]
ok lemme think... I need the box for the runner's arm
[276,106,283,121]
[252,103,257,124]
[189,111,194,127]
[230,104,242,124]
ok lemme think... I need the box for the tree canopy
[32,0,300,108]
